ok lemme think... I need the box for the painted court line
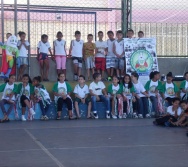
[24,129,65,167]
[0,143,186,153]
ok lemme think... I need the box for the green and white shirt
[0,83,17,100]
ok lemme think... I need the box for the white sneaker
[40,115,45,120]
[106,112,111,119]
[146,114,151,118]
[138,114,143,118]
[44,115,49,120]
[93,112,98,119]
[119,115,122,119]
[133,113,138,118]
[22,115,26,121]
[112,114,117,119]
[122,113,127,119]
[29,108,35,115]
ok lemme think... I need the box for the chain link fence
[1,0,188,57]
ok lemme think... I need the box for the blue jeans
[91,95,110,112]
[39,100,49,116]
[136,97,149,117]
[150,96,158,113]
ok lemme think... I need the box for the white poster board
[124,38,159,85]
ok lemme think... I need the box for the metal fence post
[1,0,4,43]
[27,0,31,76]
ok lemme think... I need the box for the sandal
[56,116,61,120]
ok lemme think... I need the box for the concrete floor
[0,119,187,167]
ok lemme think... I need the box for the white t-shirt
[114,39,124,57]
[71,40,84,57]
[123,83,132,99]
[180,81,188,98]
[149,80,158,97]
[57,82,67,95]
[37,41,51,54]
[106,39,115,57]
[95,40,108,58]
[133,81,146,97]
[2,83,16,100]
[21,84,31,99]
[89,81,105,96]
[112,84,120,94]
[167,106,182,116]
[54,39,66,56]
[17,40,30,57]
[165,83,175,98]
[74,84,89,98]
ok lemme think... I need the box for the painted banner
[124,38,159,85]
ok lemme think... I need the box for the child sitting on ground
[73,75,92,119]
[153,98,182,126]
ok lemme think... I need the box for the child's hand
[136,95,140,99]
[123,96,127,101]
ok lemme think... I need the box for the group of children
[0,29,144,82]
[0,71,188,127]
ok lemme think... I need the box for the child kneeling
[73,75,92,119]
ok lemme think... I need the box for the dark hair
[57,72,65,81]
[116,30,124,35]
[127,29,134,33]
[93,72,101,80]
[131,72,139,80]
[6,33,12,36]
[123,74,133,89]
[184,72,188,77]
[172,97,180,103]
[180,100,188,105]
[18,31,26,37]
[57,31,63,36]
[107,31,114,35]
[5,74,16,83]
[166,72,173,78]
[98,31,103,35]
[22,74,32,83]
[150,71,160,80]
[138,31,144,35]
[112,75,120,84]
[75,31,81,35]
[41,34,48,40]
[33,76,42,82]
[79,75,85,80]
[87,34,93,37]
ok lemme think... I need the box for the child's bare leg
[24,99,32,109]
[39,61,44,80]
[87,102,92,118]
[110,68,114,77]
[68,110,73,118]
[57,111,61,117]
[111,99,115,115]
[44,59,49,80]
[74,101,80,118]
[74,64,78,74]
[22,107,26,115]
[62,69,66,79]
[107,68,111,77]
[101,70,105,78]
[87,69,90,80]
[92,68,95,75]
[78,67,81,76]
[116,69,120,77]
[57,69,61,75]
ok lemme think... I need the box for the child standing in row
[131,72,150,118]
[53,31,67,78]
[69,31,84,81]
[113,30,125,79]
[37,34,53,81]
[108,76,123,119]
[95,31,108,80]
[83,34,96,80]
[32,76,51,120]
[17,31,30,81]
[89,73,110,119]
[106,31,116,81]
[0,74,17,122]
[17,74,35,121]
[52,73,75,120]
[160,72,179,107]
[73,75,92,118]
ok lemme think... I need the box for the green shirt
[17,83,34,95]
[144,80,163,91]
[108,84,123,94]
[52,82,72,94]
[0,83,17,93]
[159,82,179,94]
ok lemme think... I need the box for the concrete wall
[1,57,188,81]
